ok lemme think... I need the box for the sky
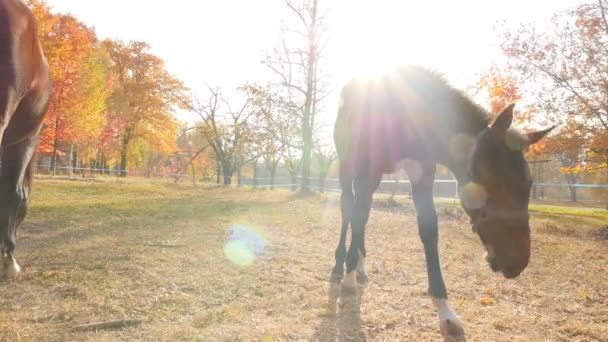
[45,0,583,138]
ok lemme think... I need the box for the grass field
[0,179,606,341]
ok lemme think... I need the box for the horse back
[1,0,50,92]
[0,0,51,144]
[334,75,426,175]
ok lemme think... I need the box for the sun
[330,0,455,84]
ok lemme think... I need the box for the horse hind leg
[329,165,354,303]
[0,134,38,280]
[342,170,381,293]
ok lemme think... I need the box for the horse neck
[435,98,489,185]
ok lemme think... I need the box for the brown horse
[330,66,552,340]
[0,0,51,279]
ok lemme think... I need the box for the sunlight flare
[461,182,488,210]
[224,224,268,266]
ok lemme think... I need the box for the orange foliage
[499,1,608,178]
[478,65,521,115]
[28,1,97,154]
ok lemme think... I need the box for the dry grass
[0,179,606,341]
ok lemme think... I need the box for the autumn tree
[543,118,587,201]
[263,0,331,193]
[477,65,521,115]
[172,125,213,184]
[241,83,296,189]
[187,87,261,185]
[500,0,608,205]
[104,40,187,176]
[29,6,96,173]
[65,45,113,175]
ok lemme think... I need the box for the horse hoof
[329,273,343,284]
[356,271,369,286]
[440,318,466,342]
[328,282,341,300]
[2,257,21,280]
[340,284,357,296]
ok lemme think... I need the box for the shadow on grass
[17,195,279,261]
[312,285,367,342]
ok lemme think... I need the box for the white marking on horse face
[3,256,21,279]
[343,271,357,289]
[432,297,461,327]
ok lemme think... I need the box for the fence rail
[34,166,608,205]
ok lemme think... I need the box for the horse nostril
[503,264,525,279]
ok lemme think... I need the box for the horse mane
[392,65,491,134]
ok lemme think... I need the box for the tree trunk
[191,162,196,186]
[300,0,318,194]
[290,172,297,191]
[68,143,74,177]
[237,168,242,187]
[558,155,577,202]
[270,166,277,190]
[119,133,130,178]
[216,160,221,184]
[319,172,327,193]
[50,118,60,176]
[252,160,258,188]
[222,162,232,185]
[119,146,128,177]
[567,173,577,202]
[75,147,81,176]
[102,155,108,175]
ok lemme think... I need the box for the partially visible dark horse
[0,0,51,278]
[330,66,552,340]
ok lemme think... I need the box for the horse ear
[491,103,515,133]
[526,125,556,145]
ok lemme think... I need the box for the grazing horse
[0,0,51,278]
[330,66,552,340]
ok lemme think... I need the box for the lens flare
[449,133,475,160]
[224,224,268,266]
[504,129,525,151]
[461,182,488,210]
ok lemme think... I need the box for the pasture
[0,179,606,341]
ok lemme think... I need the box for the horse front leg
[0,135,38,280]
[330,166,354,285]
[411,163,465,341]
[342,171,381,292]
